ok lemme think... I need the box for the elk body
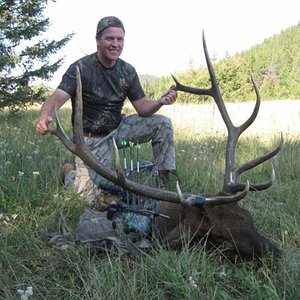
[49,33,283,261]
[157,201,281,261]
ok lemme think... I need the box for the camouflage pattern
[57,54,145,134]
[76,208,152,257]
[64,114,176,203]
[96,16,125,36]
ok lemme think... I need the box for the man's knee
[152,115,174,132]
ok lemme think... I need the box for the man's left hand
[160,88,177,105]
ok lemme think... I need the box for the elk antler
[172,31,283,194]
[48,65,249,207]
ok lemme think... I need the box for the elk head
[49,32,283,262]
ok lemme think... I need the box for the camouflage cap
[96,16,125,36]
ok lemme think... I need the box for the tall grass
[0,102,299,299]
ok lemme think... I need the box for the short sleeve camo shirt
[57,53,145,134]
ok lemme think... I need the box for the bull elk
[49,33,283,262]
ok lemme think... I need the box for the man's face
[96,27,125,65]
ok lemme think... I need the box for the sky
[43,0,299,88]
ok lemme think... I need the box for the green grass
[0,106,300,299]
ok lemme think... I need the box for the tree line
[143,23,300,103]
[0,0,299,113]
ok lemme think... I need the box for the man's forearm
[137,99,164,117]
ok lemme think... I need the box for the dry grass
[158,99,300,138]
[33,99,299,138]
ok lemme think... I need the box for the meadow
[0,100,299,299]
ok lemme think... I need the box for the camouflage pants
[65,114,176,203]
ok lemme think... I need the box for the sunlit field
[160,99,299,137]
[0,100,299,299]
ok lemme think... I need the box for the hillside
[145,23,300,103]
[138,74,159,85]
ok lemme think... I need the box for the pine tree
[0,0,73,112]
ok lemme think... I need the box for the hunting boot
[60,159,74,184]
[92,190,121,212]
[158,170,181,189]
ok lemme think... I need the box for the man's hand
[36,116,53,135]
[132,86,177,116]
[159,88,177,105]
[35,89,70,135]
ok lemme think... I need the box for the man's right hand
[36,116,53,135]
[35,88,71,135]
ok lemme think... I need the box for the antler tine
[176,181,187,206]
[227,133,284,192]
[202,31,233,129]
[182,181,250,207]
[171,74,211,96]
[250,167,276,191]
[72,66,86,146]
[203,33,259,137]
[173,32,233,130]
[235,133,284,177]
[238,75,261,133]
[229,167,276,193]
[48,108,76,153]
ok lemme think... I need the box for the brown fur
[156,201,281,261]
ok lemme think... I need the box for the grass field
[0,100,299,299]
